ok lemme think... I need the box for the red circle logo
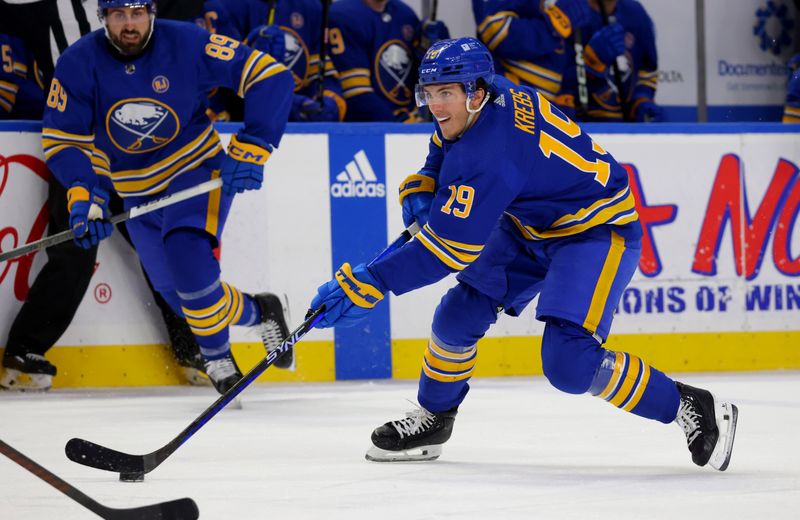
[94,283,112,304]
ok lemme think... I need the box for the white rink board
[1,127,799,350]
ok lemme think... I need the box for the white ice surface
[1,372,798,519]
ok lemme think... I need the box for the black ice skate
[366,404,457,462]
[675,382,738,471]
[254,293,293,370]
[0,353,57,392]
[164,313,210,386]
[204,354,243,395]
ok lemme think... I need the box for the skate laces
[676,397,702,445]
[259,320,284,352]
[391,403,437,439]
[205,357,238,381]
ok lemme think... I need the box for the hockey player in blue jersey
[41,0,296,392]
[328,0,449,122]
[0,32,46,119]
[309,38,738,470]
[563,0,661,121]
[783,54,800,123]
[242,0,347,122]
[476,0,589,106]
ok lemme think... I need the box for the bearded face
[105,7,152,55]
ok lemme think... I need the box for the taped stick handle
[0,178,222,263]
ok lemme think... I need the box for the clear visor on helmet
[415,84,475,108]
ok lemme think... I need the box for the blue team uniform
[476,1,567,103]
[0,34,45,119]
[562,0,658,121]
[368,76,677,421]
[243,0,346,121]
[783,55,800,123]
[328,0,421,121]
[42,19,294,361]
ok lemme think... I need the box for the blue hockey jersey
[476,0,567,102]
[0,33,45,119]
[42,20,293,198]
[242,0,344,118]
[371,76,641,295]
[328,0,421,121]
[562,0,658,121]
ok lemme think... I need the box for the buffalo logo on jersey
[152,75,169,93]
[282,27,311,89]
[375,40,414,105]
[106,98,180,154]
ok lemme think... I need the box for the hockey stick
[0,178,222,263]
[0,439,199,520]
[64,222,420,479]
[314,0,331,102]
[572,27,590,120]
[596,0,631,120]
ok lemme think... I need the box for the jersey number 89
[205,34,240,61]
[46,79,67,112]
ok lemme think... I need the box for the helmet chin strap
[103,12,155,55]
[457,92,491,139]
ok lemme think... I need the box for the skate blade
[709,402,738,471]
[365,444,442,462]
[0,369,52,392]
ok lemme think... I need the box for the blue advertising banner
[328,132,390,380]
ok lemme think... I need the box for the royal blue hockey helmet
[415,37,495,108]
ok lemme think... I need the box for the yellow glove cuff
[228,134,271,165]
[545,5,573,39]
[398,173,436,205]
[66,186,89,213]
[335,262,384,309]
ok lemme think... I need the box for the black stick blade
[105,497,199,520]
[65,438,146,474]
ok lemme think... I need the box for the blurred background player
[0,0,209,391]
[475,0,589,112]
[308,38,738,471]
[242,0,346,122]
[563,0,661,122]
[327,0,449,122]
[783,54,800,123]
[40,0,295,394]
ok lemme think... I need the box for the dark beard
[110,28,149,56]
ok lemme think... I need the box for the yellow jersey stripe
[431,131,442,148]
[609,355,641,407]
[421,224,482,263]
[583,231,626,333]
[339,68,370,80]
[622,361,651,412]
[424,348,477,374]
[550,187,630,228]
[343,87,374,98]
[416,232,467,271]
[109,126,216,180]
[42,128,94,142]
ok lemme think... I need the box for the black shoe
[253,293,292,370]
[366,405,458,462]
[1,352,57,391]
[163,314,210,386]
[675,382,738,471]
[203,354,243,395]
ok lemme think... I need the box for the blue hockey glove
[67,184,113,250]
[248,24,286,62]
[310,262,386,328]
[634,100,663,122]
[584,23,625,73]
[221,132,273,195]
[398,173,436,227]
[290,94,341,122]
[420,19,450,50]
[544,0,590,38]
